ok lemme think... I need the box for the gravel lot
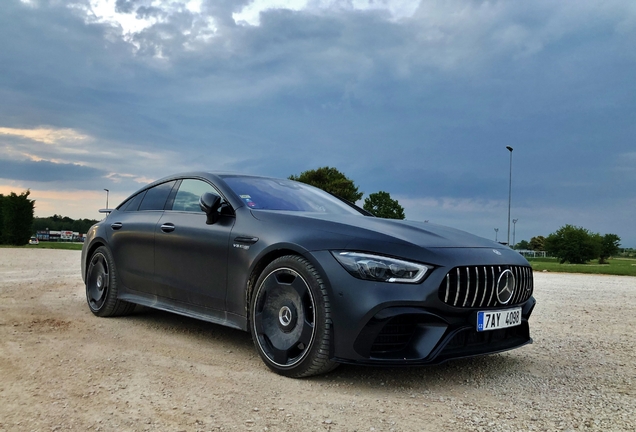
[0,248,634,431]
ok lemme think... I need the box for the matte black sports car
[81,172,535,377]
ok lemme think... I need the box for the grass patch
[0,242,84,251]
[528,257,636,276]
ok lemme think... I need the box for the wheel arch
[83,239,108,280]
[246,251,338,376]
[244,246,331,318]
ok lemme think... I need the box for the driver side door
[153,178,235,311]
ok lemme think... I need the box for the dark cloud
[0,159,107,183]
[1,0,635,244]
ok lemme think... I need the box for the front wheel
[250,255,338,378]
[86,246,135,317]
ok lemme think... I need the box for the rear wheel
[86,246,135,317]
[250,255,338,377]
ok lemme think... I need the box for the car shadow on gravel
[112,306,533,387]
[117,306,254,349]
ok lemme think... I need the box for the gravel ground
[0,248,634,431]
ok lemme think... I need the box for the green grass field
[528,257,636,276]
[0,242,84,251]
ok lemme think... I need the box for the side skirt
[119,289,248,332]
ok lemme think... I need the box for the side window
[139,181,177,211]
[120,191,145,212]
[171,179,217,212]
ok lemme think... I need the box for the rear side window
[119,191,145,212]
[139,181,177,211]
[171,179,217,212]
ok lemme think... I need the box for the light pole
[506,146,513,246]
[104,189,109,209]
[494,228,499,242]
[512,219,518,249]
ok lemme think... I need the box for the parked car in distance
[81,172,535,377]
[29,236,39,245]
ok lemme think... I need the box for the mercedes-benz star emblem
[279,306,293,327]
[496,269,515,304]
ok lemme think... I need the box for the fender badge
[493,249,502,255]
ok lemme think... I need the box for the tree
[529,236,545,251]
[599,233,621,264]
[515,240,530,250]
[289,166,363,203]
[363,191,405,219]
[1,190,35,245]
[544,225,601,264]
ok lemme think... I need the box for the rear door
[153,178,235,310]
[108,181,177,294]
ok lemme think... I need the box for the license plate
[477,307,522,332]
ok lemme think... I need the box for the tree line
[32,214,99,236]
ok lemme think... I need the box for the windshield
[221,176,365,215]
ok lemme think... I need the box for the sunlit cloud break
[74,0,217,48]
[0,126,89,144]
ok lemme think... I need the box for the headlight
[331,251,433,284]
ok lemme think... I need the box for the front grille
[438,265,533,308]
[369,316,419,355]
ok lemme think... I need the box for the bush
[544,225,601,264]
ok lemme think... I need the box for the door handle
[110,222,123,230]
[234,236,259,244]
[160,223,175,233]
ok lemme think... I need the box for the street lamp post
[506,146,514,246]
[494,228,499,242]
[512,219,518,249]
[104,189,109,209]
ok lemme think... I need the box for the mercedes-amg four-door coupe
[81,172,535,377]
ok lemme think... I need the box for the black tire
[86,246,135,317]
[249,255,339,378]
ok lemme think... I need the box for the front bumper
[339,300,534,365]
[308,250,536,366]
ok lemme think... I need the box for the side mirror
[199,192,222,225]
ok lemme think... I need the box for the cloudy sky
[1,0,635,246]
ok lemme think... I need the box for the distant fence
[517,250,547,258]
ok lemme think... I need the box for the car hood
[250,210,503,249]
